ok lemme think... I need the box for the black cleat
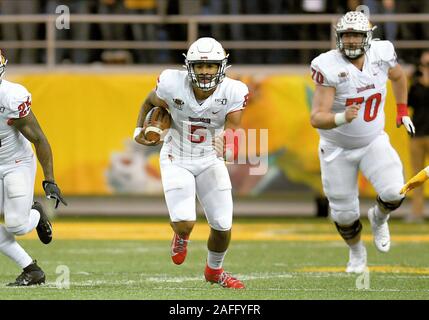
[7,260,46,287]
[33,201,53,244]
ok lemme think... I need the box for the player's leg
[0,175,45,286]
[360,133,405,252]
[3,158,52,243]
[196,162,244,289]
[319,143,367,273]
[409,137,425,221]
[160,159,197,265]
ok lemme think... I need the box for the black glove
[42,180,68,209]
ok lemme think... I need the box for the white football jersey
[311,40,398,149]
[0,79,33,162]
[156,69,249,159]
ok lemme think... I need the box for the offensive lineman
[310,12,415,272]
[134,37,248,289]
[0,50,67,286]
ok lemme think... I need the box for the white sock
[0,225,33,268]
[349,240,365,254]
[8,209,40,236]
[374,205,389,224]
[207,250,227,270]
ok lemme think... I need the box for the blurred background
[1,0,428,219]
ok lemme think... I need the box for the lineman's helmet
[335,11,376,59]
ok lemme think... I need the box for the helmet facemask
[335,11,376,60]
[336,30,372,59]
[184,57,229,91]
[183,37,230,91]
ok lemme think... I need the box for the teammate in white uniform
[310,12,415,273]
[134,38,248,289]
[0,50,67,286]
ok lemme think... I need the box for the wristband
[223,129,239,162]
[396,104,408,126]
[134,127,143,139]
[334,112,347,126]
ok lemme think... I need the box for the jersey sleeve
[376,40,398,69]
[5,84,32,119]
[155,69,173,102]
[310,55,338,87]
[226,81,249,115]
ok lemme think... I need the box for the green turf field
[0,217,428,300]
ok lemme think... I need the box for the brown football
[143,106,171,142]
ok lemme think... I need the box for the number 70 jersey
[310,40,398,149]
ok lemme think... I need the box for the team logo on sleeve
[337,71,350,83]
[215,98,227,105]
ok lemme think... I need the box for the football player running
[0,50,67,286]
[310,11,415,273]
[134,37,248,289]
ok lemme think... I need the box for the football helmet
[0,50,7,78]
[335,11,376,59]
[184,37,229,91]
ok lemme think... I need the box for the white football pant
[0,155,39,235]
[319,132,404,226]
[160,152,233,232]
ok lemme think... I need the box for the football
[143,106,171,142]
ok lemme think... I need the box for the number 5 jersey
[155,69,249,160]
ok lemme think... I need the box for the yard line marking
[17,222,429,241]
[296,266,429,274]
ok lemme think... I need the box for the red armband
[396,103,408,127]
[223,129,239,162]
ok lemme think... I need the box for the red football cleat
[204,264,245,289]
[171,233,189,265]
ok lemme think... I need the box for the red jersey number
[189,125,206,143]
[311,67,324,85]
[345,93,382,122]
[17,96,31,118]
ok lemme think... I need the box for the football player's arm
[134,90,168,146]
[400,166,429,195]
[12,111,67,208]
[310,85,360,129]
[389,63,415,136]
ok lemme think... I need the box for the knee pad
[378,185,404,204]
[334,219,362,240]
[330,208,360,226]
[4,211,30,236]
[328,195,359,226]
[208,214,232,232]
[377,195,404,212]
[5,223,29,236]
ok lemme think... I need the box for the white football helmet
[184,37,229,91]
[335,11,377,59]
[0,50,7,78]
